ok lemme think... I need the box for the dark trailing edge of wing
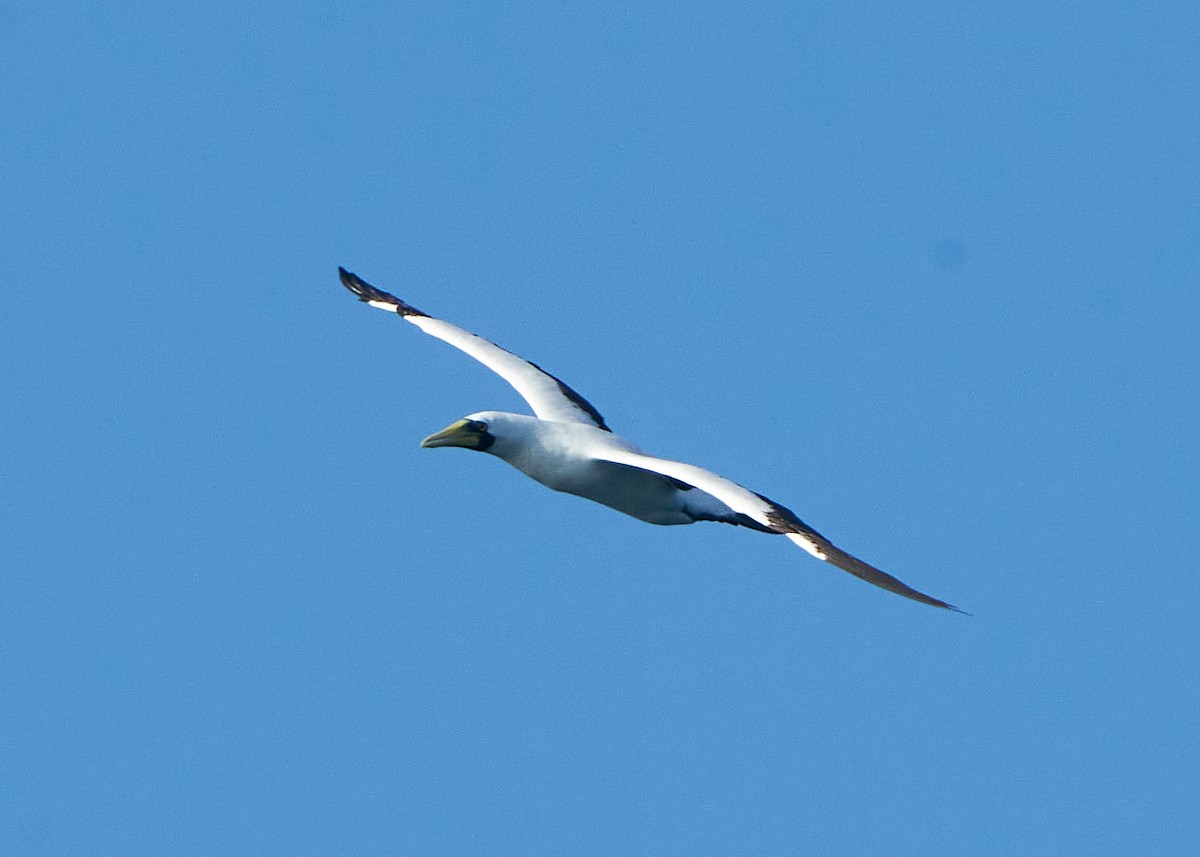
[684,509,779,533]
[338,268,428,318]
[526,358,611,432]
[339,266,612,432]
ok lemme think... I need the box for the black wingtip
[810,539,967,614]
[902,592,967,614]
[908,587,967,614]
[926,598,969,615]
[337,267,428,317]
[338,266,370,301]
[904,591,968,614]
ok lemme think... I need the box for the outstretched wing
[589,446,963,612]
[339,268,610,431]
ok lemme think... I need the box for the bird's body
[460,411,742,526]
[340,267,962,612]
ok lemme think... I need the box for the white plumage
[340,267,962,612]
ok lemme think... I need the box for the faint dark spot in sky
[933,237,966,273]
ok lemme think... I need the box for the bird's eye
[471,420,488,433]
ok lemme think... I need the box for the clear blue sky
[3,2,1197,855]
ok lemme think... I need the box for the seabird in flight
[339,267,962,612]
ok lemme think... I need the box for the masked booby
[339,267,962,612]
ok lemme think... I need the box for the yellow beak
[420,419,484,449]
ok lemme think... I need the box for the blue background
[3,2,1197,854]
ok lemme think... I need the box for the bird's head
[420,415,496,452]
[420,411,546,461]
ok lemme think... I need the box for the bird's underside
[339,267,964,613]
